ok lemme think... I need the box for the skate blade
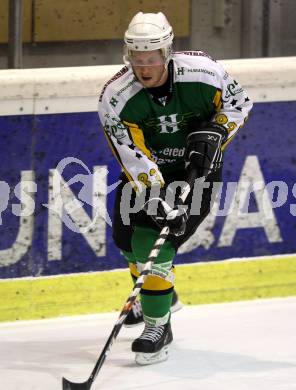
[135,345,169,365]
[171,300,183,313]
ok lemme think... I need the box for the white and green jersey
[98,51,253,190]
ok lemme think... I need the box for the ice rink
[1,297,296,390]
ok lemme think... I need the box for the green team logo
[177,67,185,75]
[158,114,182,134]
[145,112,194,134]
[224,80,243,101]
[110,97,119,107]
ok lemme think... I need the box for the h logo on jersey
[158,114,181,134]
[177,67,185,75]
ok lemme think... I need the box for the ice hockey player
[98,11,252,365]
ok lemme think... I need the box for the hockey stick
[62,169,197,390]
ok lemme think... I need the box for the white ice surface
[0,297,296,390]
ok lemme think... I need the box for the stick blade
[62,377,90,390]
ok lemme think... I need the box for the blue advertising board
[0,101,295,279]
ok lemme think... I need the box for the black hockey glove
[143,186,188,236]
[185,122,228,179]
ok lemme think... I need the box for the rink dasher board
[0,58,296,321]
[0,254,296,322]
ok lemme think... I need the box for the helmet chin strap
[157,66,169,87]
[154,55,171,87]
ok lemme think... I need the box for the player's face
[130,50,168,88]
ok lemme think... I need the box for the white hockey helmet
[123,12,174,66]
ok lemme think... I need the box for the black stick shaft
[88,227,170,385]
[63,169,197,389]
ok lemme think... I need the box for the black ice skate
[131,322,173,365]
[124,290,182,327]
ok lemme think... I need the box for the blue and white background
[0,60,295,279]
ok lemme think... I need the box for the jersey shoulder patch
[98,65,143,116]
[99,66,130,102]
[173,51,221,86]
